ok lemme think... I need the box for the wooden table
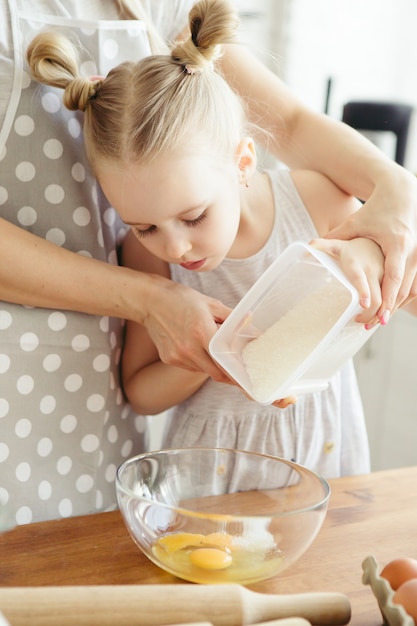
[0,466,416,625]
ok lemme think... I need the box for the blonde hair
[26,0,246,171]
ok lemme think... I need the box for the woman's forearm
[220,43,402,200]
[0,217,153,320]
[221,43,417,315]
[1,217,231,378]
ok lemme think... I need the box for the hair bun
[171,0,238,73]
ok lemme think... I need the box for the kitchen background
[149,0,417,471]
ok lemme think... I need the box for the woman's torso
[0,0,194,524]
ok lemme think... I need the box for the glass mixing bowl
[116,447,330,585]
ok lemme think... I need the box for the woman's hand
[325,166,417,324]
[309,236,385,326]
[141,274,233,382]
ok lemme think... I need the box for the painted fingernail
[379,310,391,325]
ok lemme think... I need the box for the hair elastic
[183,61,214,75]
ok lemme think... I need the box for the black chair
[342,101,414,166]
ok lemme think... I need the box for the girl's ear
[236,137,257,186]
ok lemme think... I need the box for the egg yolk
[189,547,233,570]
[156,532,206,553]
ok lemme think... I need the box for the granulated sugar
[241,281,352,403]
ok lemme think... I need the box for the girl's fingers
[272,396,297,409]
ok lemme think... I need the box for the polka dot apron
[0,7,152,525]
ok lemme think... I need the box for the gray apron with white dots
[0,4,153,524]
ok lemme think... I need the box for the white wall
[354,311,417,471]
[282,0,417,170]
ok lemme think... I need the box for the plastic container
[209,241,378,405]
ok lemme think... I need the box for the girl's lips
[180,259,206,271]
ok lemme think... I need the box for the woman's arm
[220,43,417,320]
[0,217,230,379]
[290,169,384,323]
[120,230,210,414]
[122,315,209,415]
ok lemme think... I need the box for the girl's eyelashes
[132,225,156,239]
[184,209,208,227]
[131,209,208,239]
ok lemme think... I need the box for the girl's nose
[164,232,192,260]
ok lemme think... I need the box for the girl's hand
[309,237,384,326]
[325,167,417,325]
[272,396,297,409]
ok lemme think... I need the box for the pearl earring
[239,172,249,188]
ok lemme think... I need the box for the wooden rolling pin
[0,584,350,626]
[167,617,311,626]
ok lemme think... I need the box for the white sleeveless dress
[0,0,193,525]
[166,168,370,479]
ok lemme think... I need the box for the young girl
[27,0,413,478]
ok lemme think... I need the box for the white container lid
[209,241,378,405]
